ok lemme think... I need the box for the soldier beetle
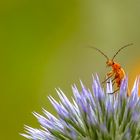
[89,43,133,95]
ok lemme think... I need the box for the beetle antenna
[112,43,133,60]
[88,46,109,60]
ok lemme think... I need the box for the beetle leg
[102,75,113,84]
[112,77,116,82]
[127,88,130,97]
[107,77,116,83]
[112,81,115,86]
[107,70,114,77]
[108,88,119,94]
[102,71,114,84]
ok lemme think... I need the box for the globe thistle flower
[21,75,140,140]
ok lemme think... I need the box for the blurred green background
[0,0,140,139]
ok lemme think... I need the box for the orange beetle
[89,43,133,94]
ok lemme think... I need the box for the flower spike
[21,75,140,140]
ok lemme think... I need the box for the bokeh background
[0,0,140,139]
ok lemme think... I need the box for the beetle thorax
[106,60,121,71]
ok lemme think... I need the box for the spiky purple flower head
[21,75,140,140]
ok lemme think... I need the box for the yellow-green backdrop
[0,0,140,139]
